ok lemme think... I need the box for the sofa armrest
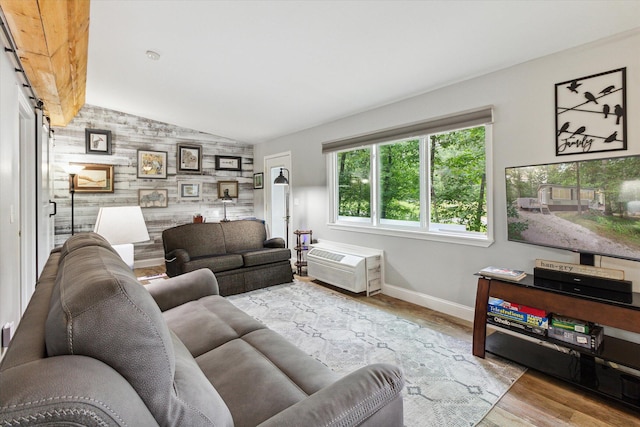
[263,237,285,248]
[146,268,220,311]
[164,249,190,277]
[257,363,404,427]
[0,357,159,426]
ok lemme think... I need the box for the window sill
[327,222,494,248]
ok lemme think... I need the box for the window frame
[327,122,494,248]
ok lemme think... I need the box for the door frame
[264,152,291,247]
[18,89,36,312]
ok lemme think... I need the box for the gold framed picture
[70,163,114,193]
[217,181,238,198]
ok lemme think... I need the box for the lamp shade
[94,206,150,245]
[63,164,85,175]
[274,168,289,185]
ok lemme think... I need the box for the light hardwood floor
[135,266,639,426]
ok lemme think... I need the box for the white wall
[255,30,640,319]
[0,44,24,358]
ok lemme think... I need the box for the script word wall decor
[555,68,626,156]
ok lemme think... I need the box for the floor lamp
[65,164,85,235]
[273,168,290,248]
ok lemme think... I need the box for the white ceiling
[86,1,640,144]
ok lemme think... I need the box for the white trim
[382,283,475,323]
[264,152,292,246]
[328,222,494,248]
[484,124,494,241]
[18,90,36,314]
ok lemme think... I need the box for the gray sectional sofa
[162,220,293,296]
[0,232,404,426]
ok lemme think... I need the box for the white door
[264,153,291,248]
[18,92,37,312]
[36,110,54,276]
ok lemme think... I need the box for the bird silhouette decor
[555,68,626,156]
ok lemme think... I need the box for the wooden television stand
[473,275,640,410]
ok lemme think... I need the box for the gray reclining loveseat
[162,220,293,295]
[0,232,404,426]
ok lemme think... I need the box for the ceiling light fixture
[145,50,161,61]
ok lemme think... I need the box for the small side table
[294,230,312,276]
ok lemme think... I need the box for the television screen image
[506,154,640,262]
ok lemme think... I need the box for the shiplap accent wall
[52,104,254,266]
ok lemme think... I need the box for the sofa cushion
[163,223,227,258]
[186,254,244,273]
[220,220,267,252]
[162,294,266,358]
[242,248,292,267]
[45,233,233,427]
[162,295,338,426]
[171,331,233,426]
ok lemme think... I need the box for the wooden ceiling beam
[0,0,89,126]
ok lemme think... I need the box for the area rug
[228,281,525,427]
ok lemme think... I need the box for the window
[324,107,493,246]
[429,127,487,233]
[337,148,371,222]
[380,139,420,225]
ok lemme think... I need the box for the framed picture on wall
[137,150,168,178]
[139,189,168,208]
[217,180,239,198]
[70,163,114,193]
[215,155,242,171]
[178,181,202,200]
[85,129,112,154]
[177,143,203,174]
[253,172,264,189]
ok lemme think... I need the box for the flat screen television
[505,154,640,264]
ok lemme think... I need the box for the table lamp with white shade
[94,206,150,269]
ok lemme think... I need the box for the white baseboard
[381,283,475,323]
[134,257,164,269]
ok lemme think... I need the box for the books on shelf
[485,297,605,350]
[487,315,547,336]
[479,266,526,281]
[489,297,548,318]
[488,305,549,329]
[488,298,549,329]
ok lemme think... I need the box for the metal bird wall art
[555,68,626,156]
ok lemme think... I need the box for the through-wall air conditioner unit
[307,241,383,296]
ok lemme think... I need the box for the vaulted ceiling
[1,1,639,143]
